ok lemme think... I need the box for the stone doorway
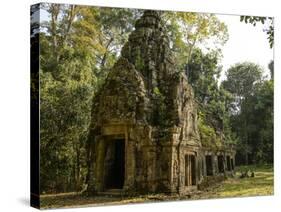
[185,154,196,186]
[218,155,224,173]
[206,155,213,176]
[226,156,231,171]
[104,139,125,189]
[230,158,234,170]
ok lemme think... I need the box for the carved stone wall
[86,10,235,195]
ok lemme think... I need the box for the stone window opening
[226,155,231,171]
[218,155,224,173]
[205,155,213,176]
[230,158,234,170]
[185,154,196,186]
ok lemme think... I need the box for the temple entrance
[227,156,231,171]
[206,155,213,176]
[104,139,125,189]
[230,158,234,170]
[218,155,224,173]
[185,154,196,186]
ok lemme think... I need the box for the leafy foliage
[39,4,138,193]
[163,12,229,69]
[222,62,263,114]
[240,16,274,48]
[222,62,273,164]
[187,49,235,148]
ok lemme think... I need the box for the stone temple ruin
[87,11,236,195]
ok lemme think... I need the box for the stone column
[123,139,136,192]
[170,145,179,193]
[213,155,218,175]
[95,138,106,191]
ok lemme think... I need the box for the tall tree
[39,4,139,193]
[222,62,273,164]
[163,12,228,69]
[39,4,97,190]
[268,60,274,80]
[90,8,141,87]
[222,62,263,113]
[187,49,234,149]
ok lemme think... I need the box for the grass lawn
[217,164,273,197]
[40,164,273,209]
[192,164,273,200]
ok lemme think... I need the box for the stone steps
[98,189,124,196]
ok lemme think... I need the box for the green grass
[192,164,274,199]
[215,164,274,198]
[40,164,273,208]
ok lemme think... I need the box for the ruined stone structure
[87,11,236,195]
